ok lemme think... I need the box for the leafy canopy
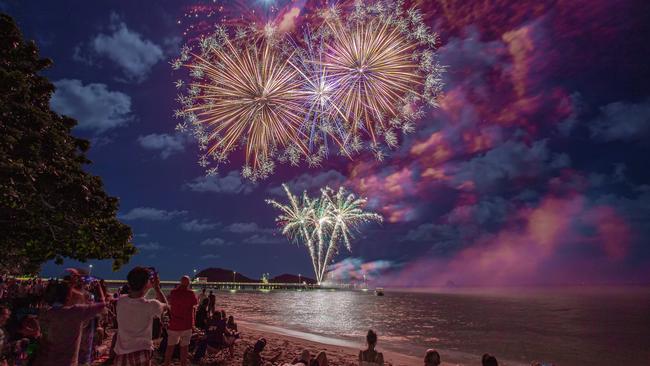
[0,14,136,274]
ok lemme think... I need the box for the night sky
[4,0,650,286]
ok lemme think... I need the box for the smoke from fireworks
[266,184,382,283]
[173,0,444,179]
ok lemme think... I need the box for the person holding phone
[114,267,168,366]
[31,280,106,366]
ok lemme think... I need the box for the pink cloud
[382,194,635,286]
[277,7,301,33]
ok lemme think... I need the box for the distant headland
[194,267,317,284]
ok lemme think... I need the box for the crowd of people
[0,272,112,366]
[0,269,530,366]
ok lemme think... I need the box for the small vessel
[375,287,384,296]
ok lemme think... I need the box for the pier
[102,279,357,291]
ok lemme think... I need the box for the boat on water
[375,287,384,296]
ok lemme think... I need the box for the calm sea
[195,286,650,365]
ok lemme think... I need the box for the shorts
[114,350,152,366]
[167,329,193,346]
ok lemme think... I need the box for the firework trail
[173,0,444,179]
[318,186,383,280]
[267,184,382,283]
[265,185,320,279]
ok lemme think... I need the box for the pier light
[89,264,93,275]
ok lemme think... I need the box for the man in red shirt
[163,276,198,366]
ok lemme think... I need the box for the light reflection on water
[187,287,650,365]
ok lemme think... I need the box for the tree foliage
[0,14,136,274]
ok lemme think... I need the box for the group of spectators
[0,268,250,366]
[1,270,524,366]
[0,272,112,366]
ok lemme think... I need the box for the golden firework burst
[173,1,444,179]
[321,18,423,143]
[184,38,308,179]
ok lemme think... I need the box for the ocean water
[199,286,650,365]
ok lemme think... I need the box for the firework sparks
[322,18,422,143]
[288,29,353,158]
[267,184,382,283]
[265,185,320,279]
[173,0,444,179]
[183,37,309,179]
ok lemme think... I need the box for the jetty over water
[103,279,357,291]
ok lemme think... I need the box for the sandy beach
[234,322,432,366]
[93,321,453,366]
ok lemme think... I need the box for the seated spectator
[482,353,499,366]
[11,314,40,358]
[31,280,106,366]
[424,349,440,366]
[312,351,328,366]
[192,311,236,362]
[195,298,210,331]
[359,330,384,366]
[208,291,216,314]
[226,315,239,340]
[114,267,167,366]
[14,314,40,338]
[0,305,11,364]
[286,350,328,366]
[290,350,312,365]
[243,338,282,366]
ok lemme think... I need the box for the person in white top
[115,267,167,366]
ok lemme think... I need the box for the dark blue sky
[3,0,650,285]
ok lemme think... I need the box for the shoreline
[238,322,429,366]
[238,321,529,366]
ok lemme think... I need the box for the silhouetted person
[193,311,238,363]
[359,329,384,366]
[208,290,216,314]
[287,350,328,366]
[243,338,281,366]
[195,298,210,331]
[226,315,238,334]
[0,305,11,361]
[424,349,441,366]
[482,353,499,366]
[198,288,207,303]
